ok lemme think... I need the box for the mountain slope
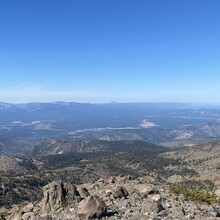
[162,140,220,185]
[30,139,165,157]
[0,156,33,174]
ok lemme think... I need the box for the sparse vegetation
[0,139,202,207]
[170,182,219,204]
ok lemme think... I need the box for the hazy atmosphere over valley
[1,1,220,220]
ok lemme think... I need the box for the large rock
[9,214,22,220]
[77,186,90,199]
[41,181,66,212]
[135,184,159,198]
[142,200,164,214]
[151,194,162,202]
[41,181,79,213]
[21,212,35,220]
[22,203,34,213]
[77,195,107,220]
[112,186,129,199]
[207,205,220,217]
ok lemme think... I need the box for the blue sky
[0,0,220,103]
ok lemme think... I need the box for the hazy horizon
[1,1,219,103]
[1,101,220,108]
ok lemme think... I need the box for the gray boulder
[77,195,107,220]
[112,186,129,199]
[135,184,159,198]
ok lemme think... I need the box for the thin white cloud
[0,84,218,104]
[0,84,152,103]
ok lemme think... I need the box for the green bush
[170,184,220,204]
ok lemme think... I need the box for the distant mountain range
[1,102,220,154]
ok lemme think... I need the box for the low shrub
[170,183,220,204]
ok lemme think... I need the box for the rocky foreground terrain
[2,140,220,219]
[2,175,220,220]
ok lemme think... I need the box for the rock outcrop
[41,181,66,212]
[41,181,81,213]
[3,175,220,220]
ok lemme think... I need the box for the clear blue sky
[0,0,220,103]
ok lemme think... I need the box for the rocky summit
[2,175,220,220]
